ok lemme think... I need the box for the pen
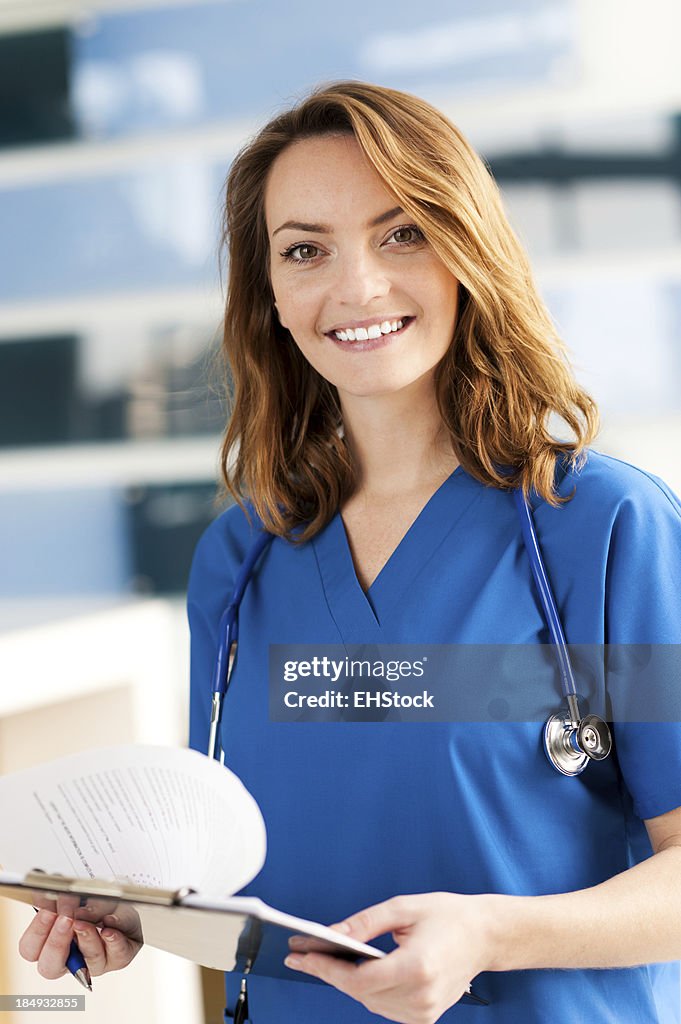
[32,908,92,991]
[66,937,92,991]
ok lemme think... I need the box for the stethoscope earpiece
[543,711,612,777]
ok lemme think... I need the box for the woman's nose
[329,249,391,307]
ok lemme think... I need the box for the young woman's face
[265,134,459,402]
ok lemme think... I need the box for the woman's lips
[326,317,414,352]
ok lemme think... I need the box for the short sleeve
[605,470,681,819]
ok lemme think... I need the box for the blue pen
[66,934,92,992]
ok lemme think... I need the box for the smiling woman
[219,81,598,542]
[18,81,681,1024]
[202,82,680,1024]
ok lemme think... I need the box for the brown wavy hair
[219,80,598,543]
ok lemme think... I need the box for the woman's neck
[339,378,459,502]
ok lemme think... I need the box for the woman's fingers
[74,897,119,922]
[55,895,82,919]
[71,921,117,976]
[331,895,420,943]
[19,909,142,979]
[86,919,141,972]
[20,911,72,980]
[99,907,144,945]
[18,910,61,965]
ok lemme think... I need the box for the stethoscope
[511,490,612,774]
[208,491,613,778]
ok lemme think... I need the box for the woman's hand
[18,897,143,981]
[284,892,499,1024]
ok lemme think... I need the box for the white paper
[0,745,266,898]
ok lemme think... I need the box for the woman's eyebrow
[272,205,404,237]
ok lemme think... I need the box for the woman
[20,81,681,1023]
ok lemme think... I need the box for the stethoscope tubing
[208,529,274,760]
[513,490,579,701]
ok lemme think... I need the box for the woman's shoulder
[197,498,262,557]
[188,499,264,601]
[557,448,681,522]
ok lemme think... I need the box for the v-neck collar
[311,466,483,641]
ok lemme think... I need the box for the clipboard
[0,870,385,981]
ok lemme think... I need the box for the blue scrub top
[188,450,681,1023]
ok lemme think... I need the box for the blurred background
[0,0,680,1020]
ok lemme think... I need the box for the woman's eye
[389,225,425,246]
[280,243,320,263]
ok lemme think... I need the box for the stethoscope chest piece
[543,711,613,777]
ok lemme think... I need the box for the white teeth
[333,318,408,342]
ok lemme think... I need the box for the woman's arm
[487,805,681,971]
[284,805,681,1024]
